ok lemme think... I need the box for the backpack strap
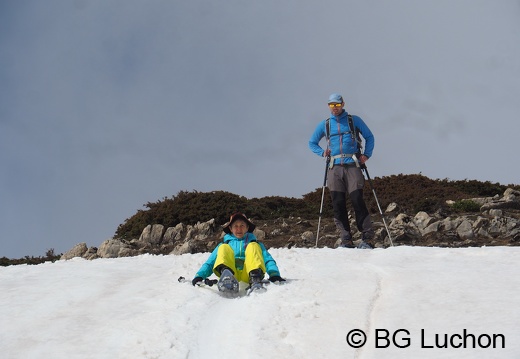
[325,118,331,139]
[347,114,362,153]
[325,118,331,152]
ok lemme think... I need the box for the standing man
[309,93,375,249]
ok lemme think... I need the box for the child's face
[229,220,249,238]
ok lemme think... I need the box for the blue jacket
[195,233,281,278]
[309,110,374,166]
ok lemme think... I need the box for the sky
[1,0,520,258]
[1,247,519,358]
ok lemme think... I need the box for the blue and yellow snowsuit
[195,232,281,283]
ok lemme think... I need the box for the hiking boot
[249,268,264,283]
[339,239,355,248]
[217,268,239,293]
[357,240,374,249]
[248,268,265,291]
[215,264,231,276]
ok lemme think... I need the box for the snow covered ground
[1,246,519,358]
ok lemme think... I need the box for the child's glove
[269,275,286,283]
[192,277,203,286]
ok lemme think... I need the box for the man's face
[329,102,344,116]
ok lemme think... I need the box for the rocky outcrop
[61,243,88,260]
[61,188,520,260]
[378,188,520,247]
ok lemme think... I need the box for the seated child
[192,212,285,291]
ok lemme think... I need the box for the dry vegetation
[115,173,519,240]
[3,174,518,266]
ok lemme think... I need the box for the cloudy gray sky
[1,0,519,258]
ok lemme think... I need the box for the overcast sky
[1,0,519,258]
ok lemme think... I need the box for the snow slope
[1,246,519,358]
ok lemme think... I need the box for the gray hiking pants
[327,165,374,240]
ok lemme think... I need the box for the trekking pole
[359,164,394,247]
[315,156,330,247]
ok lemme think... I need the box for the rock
[456,219,474,240]
[61,242,88,260]
[270,228,283,236]
[163,223,185,243]
[97,239,135,258]
[480,189,520,211]
[390,214,422,243]
[488,209,503,217]
[414,211,434,230]
[171,241,192,255]
[254,228,266,242]
[83,247,99,260]
[504,188,520,200]
[473,217,491,238]
[139,224,164,245]
[481,201,520,211]
[386,202,399,213]
[185,219,217,240]
[422,221,440,236]
[301,231,314,242]
[441,217,460,231]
